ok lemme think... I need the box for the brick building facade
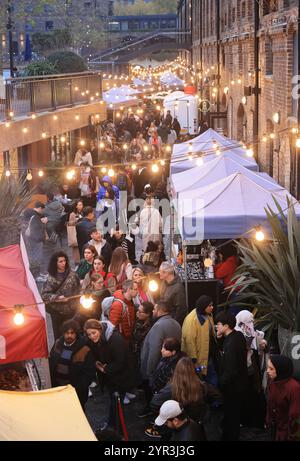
[179,0,299,195]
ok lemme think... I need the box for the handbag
[67,224,78,248]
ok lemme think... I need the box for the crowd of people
[20,105,300,442]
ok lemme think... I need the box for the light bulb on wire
[14,306,25,326]
[149,280,159,292]
[80,295,95,310]
[255,228,265,242]
[26,170,33,181]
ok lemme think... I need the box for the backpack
[25,216,34,238]
[101,296,131,332]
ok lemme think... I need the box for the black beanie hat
[195,295,213,314]
[270,354,294,381]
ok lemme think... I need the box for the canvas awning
[0,239,48,365]
[0,385,97,441]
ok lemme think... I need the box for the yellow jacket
[181,309,215,375]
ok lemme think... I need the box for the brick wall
[183,0,299,194]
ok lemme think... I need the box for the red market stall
[0,241,48,366]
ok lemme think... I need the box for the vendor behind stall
[214,243,239,290]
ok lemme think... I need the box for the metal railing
[89,31,191,63]
[0,71,102,122]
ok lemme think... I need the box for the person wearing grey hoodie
[44,192,65,236]
[84,319,134,430]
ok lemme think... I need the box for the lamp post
[7,0,14,78]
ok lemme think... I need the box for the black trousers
[222,391,245,441]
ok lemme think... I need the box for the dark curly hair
[48,251,70,277]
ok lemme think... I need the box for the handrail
[7,71,101,84]
[89,30,191,62]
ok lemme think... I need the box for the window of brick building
[241,2,246,19]
[263,0,279,15]
[265,37,273,75]
[232,7,236,24]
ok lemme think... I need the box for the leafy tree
[23,60,57,76]
[114,0,178,15]
[47,51,87,73]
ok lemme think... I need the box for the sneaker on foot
[125,392,136,400]
[96,422,108,432]
[137,406,152,418]
[89,381,97,388]
[145,425,161,439]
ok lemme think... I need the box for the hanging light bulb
[291,127,298,134]
[188,142,193,152]
[9,111,14,118]
[53,115,58,121]
[123,143,128,150]
[246,147,254,157]
[188,154,193,161]
[166,145,171,153]
[101,167,107,174]
[80,139,86,146]
[149,280,159,292]
[296,138,300,148]
[99,142,105,149]
[75,114,80,120]
[212,140,218,150]
[132,164,137,170]
[38,170,44,177]
[270,133,275,140]
[108,168,115,177]
[60,136,66,143]
[80,295,95,310]
[255,228,265,242]
[31,113,36,119]
[5,169,11,177]
[14,306,25,326]
[216,148,221,156]
[262,135,268,143]
[66,170,74,180]
[42,132,47,138]
[152,164,159,173]
[160,160,165,166]
[23,127,28,133]
[197,157,204,166]
[5,122,10,128]
[26,170,33,181]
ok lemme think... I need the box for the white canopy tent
[171,155,283,197]
[172,128,257,163]
[160,71,184,86]
[103,85,140,107]
[170,148,259,175]
[176,172,300,241]
[164,91,198,135]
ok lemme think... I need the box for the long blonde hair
[109,247,129,277]
[171,357,204,406]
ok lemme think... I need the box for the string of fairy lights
[2,58,300,327]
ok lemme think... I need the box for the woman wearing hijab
[235,310,267,428]
[181,295,219,386]
[266,355,300,441]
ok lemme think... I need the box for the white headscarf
[235,310,264,351]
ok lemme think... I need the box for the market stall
[0,238,48,390]
[163,91,198,135]
[0,385,97,441]
[170,155,284,197]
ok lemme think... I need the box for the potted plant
[227,197,300,379]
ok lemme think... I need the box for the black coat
[49,336,95,407]
[26,210,45,243]
[133,167,150,198]
[76,218,95,256]
[218,330,248,395]
[87,323,134,392]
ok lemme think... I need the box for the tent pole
[183,241,189,309]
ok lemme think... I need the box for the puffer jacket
[97,175,119,201]
[160,274,187,325]
[108,290,136,340]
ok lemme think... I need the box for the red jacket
[109,290,136,340]
[267,377,300,441]
[215,256,238,288]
